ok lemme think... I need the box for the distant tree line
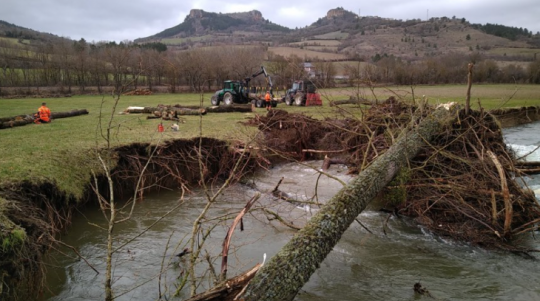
[0,37,539,96]
[0,38,278,94]
[344,52,540,86]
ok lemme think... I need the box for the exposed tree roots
[248,100,540,252]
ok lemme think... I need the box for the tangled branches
[395,109,540,252]
[249,100,540,252]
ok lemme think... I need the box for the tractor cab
[291,81,302,92]
[223,80,240,91]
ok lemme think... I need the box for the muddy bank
[0,137,260,301]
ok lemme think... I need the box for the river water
[42,122,540,301]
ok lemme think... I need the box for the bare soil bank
[0,137,260,301]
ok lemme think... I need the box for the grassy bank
[0,84,539,199]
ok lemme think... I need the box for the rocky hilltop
[141,9,288,40]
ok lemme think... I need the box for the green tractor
[211,66,277,108]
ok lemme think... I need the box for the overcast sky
[1,0,539,43]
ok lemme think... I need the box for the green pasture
[0,84,539,198]
[332,84,540,109]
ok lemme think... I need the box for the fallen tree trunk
[0,109,89,129]
[205,104,253,113]
[50,109,89,119]
[241,105,458,301]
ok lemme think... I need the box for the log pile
[123,105,206,117]
[123,104,253,118]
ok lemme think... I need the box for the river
[42,122,540,301]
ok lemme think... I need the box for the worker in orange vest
[158,122,164,132]
[265,91,272,111]
[34,102,52,124]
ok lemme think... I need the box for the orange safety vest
[38,106,51,122]
[265,93,271,102]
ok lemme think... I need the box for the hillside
[136,7,540,63]
[137,9,289,41]
[0,20,66,43]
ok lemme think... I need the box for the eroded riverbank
[2,104,540,301]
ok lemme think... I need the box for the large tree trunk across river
[241,105,459,301]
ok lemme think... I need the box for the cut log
[241,105,459,301]
[50,109,89,119]
[0,109,89,129]
[205,104,253,113]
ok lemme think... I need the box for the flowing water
[42,122,540,301]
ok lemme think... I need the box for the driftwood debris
[512,161,540,175]
[322,156,348,171]
[184,264,261,301]
[221,195,260,281]
[271,177,301,204]
[0,109,89,129]
[240,105,458,301]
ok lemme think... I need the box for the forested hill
[0,20,65,42]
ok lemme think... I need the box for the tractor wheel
[285,95,293,106]
[294,93,305,106]
[223,92,234,105]
[256,98,264,108]
[211,94,220,106]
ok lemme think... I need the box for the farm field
[0,84,539,197]
[268,46,347,60]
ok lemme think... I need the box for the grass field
[268,47,347,60]
[1,84,539,198]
